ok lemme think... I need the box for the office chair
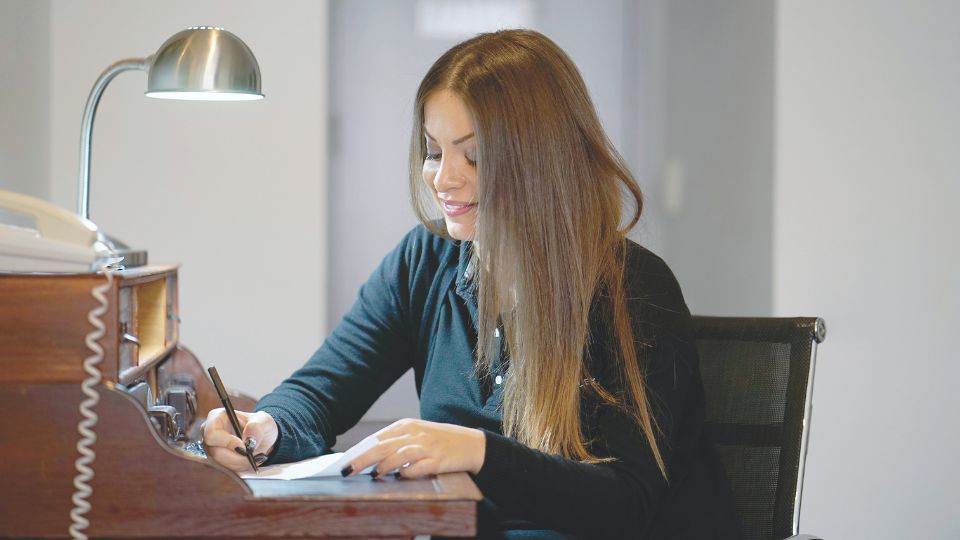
[692,316,826,540]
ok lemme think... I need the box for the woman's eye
[424,148,475,166]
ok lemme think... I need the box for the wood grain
[0,266,179,384]
[0,267,479,538]
[0,382,478,538]
[0,272,119,383]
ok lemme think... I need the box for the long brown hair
[409,30,665,477]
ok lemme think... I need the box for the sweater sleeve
[254,231,419,464]
[471,247,698,540]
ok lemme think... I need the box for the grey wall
[660,0,775,316]
[0,0,50,199]
[327,0,446,421]
[776,1,960,537]
[328,0,636,420]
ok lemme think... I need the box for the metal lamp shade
[146,27,263,101]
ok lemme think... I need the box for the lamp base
[98,232,148,268]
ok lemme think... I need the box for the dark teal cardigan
[256,225,740,539]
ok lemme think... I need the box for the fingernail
[369,468,379,479]
[340,465,353,477]
[254,453,268,466]
[245,437,257,452]
[393,471,402,479]
[234,447,247,456]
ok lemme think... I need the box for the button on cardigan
[255,225,741,539]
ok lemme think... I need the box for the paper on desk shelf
[240,435,379,480]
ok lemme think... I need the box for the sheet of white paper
[240,435,380,480]
[321,435,380,475]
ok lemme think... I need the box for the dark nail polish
[234,447,246,456]
[369,468,379,479]
[393,471,402,479]
[340,465,353,477]
[254,453,268,466]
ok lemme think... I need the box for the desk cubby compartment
[0,265,179,384]
[118,272,177,379]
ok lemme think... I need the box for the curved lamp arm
[77,56,152,219]
[75,26,262,223]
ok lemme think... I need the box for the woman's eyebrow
[424,129,475,145]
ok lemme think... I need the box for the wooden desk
[0,267,481,539]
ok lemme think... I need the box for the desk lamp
[77,27,263,266]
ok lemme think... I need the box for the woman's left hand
[341,418,486,479]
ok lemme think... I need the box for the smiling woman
[203,29,741,540]
[421,89,479,240]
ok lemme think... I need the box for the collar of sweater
[454,239,476,303]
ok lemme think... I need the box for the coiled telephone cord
[68,265,115,540]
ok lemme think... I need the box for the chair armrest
[784,535,823,540]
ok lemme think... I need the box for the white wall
[776,1,960,538]
[44,0,329,398]
[0,0,50,199]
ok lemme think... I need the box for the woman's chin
[445,220,475,241]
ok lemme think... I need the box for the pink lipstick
[441,199,476,217]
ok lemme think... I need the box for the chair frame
[692,316,826,539]
[793,317,825,536]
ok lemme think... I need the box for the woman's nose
[433,158,464,192]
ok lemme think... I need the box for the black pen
[207,366,258,473]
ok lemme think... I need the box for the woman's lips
[441,199,477,217]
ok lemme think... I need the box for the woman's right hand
[201,409,278,472]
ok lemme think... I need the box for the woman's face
[422,90,478,241]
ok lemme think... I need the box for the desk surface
[3,379,482,539]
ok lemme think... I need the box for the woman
[203,29,741,539]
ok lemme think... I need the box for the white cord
[69,264,115,540]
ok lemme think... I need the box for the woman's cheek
[422,163,438,189]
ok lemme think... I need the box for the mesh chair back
[693,316,825,540]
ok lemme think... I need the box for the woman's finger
[239,411,279,456]
[207,445,253,472]
[373,444,427,477]
[343,433,413,476]
[203,423,244,451]
[396,457,438,479]
[202,409,238,446]
[370,418,418,441]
